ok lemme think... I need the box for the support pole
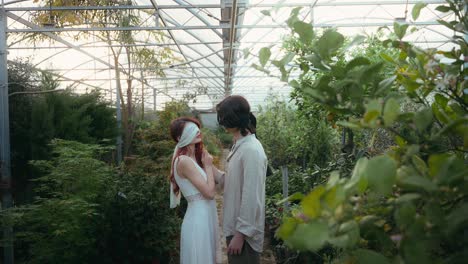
[115,79,122,165]
[281,165,289,211]
[0,4,14,264]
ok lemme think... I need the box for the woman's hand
[202,150,213,167]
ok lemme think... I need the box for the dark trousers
[226,236,260,264]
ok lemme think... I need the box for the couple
[169,95,268,264]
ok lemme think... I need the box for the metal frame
[0,2,455,263]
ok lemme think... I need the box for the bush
[11,140,181,263]
[257,97,339,169]
[9,63,117,204]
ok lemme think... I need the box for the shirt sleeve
[235,147,265,238]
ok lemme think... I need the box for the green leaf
[242,48,251,59]
[336,121,361,130]
[281,52,296,65]
[327,171,340,188]
[317,30,345,60]
[305,53,331,71]
[395,135,406,147]
[395,193,421,204]
[325,185,345,210]
[395,203,416,228]
[394,22,409,39]
[428,154,451,179]
[367,155,397,196]
[329,220,360,248]
[435,5,451,13]
[397,173,438,193]
[437,19,455,30]
[434,93,448,108]
[380,53,395,63]
[289,79,300,89]
[293,21,314,44]
[251,63,270,74]
[338,220,360,247]
[414,107,433,132]
[276,217,298,240]
[446,202,468,235]
[301,186,326,219]
[259,47,271,67]
[412,3,427,20]
[376,75,397,96]
[260,10,271,16]
[286,7,302,28]
[276,192,304,205]
[345,158,369,194]
[398,175,437,193]
[286,221,329,251]
[345,57,371,71]
[343,35,366,51]
[364,110,380,124]
[280,66,289,82]
[354,249,391,264]
[383,97,400,126]
[411,155,428,176]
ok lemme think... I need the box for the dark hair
[169,117,204,194]
[216,95,256,136]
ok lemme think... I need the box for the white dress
[174,157,221,264]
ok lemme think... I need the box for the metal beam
[7,21,443,33]
[3,1,446,11]
[173,0,222,38]
[9,41,221,49]
[44,75,290,81]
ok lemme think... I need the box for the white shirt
[219,134,267,253]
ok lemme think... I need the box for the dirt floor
[216,149,276,264]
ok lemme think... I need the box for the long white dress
[174,157,221,264]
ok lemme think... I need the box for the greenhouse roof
[3,0,453,111]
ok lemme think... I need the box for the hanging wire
[404,0,410,20]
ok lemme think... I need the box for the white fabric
[174,157,222,264]
[170,122,200,209]
[223,134,267,253]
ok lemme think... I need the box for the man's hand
[227,232,245,255]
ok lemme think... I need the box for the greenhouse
[0,0,466,263]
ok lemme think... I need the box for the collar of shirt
[227,134,255,162]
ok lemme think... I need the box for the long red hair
[169,117,204,194]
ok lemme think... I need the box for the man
[213,95,268,264]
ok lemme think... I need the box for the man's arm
[212,166,225,191]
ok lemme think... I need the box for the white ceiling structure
[3,0,453,111]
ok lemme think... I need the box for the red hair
[169,117,204,194]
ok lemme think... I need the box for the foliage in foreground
[257,1,467,263]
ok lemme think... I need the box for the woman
[169,117,221,264]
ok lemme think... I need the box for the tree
[25,0,183,157]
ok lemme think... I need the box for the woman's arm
[177,154,215,199]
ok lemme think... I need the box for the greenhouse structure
[0,0,466,263]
